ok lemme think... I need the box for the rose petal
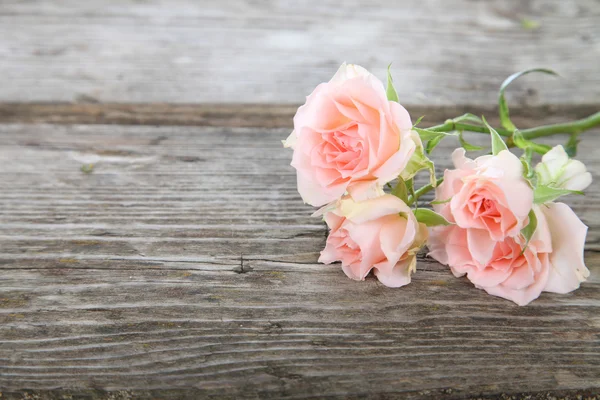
[480,254,550,306]
[451,148,476,169]
[373,256,415,288]
[282,130,297,149]
[466,228,496,265]
[329,63,372,85]
[541,202,590,294]
[339,193,407,224]
[379,215,415,265]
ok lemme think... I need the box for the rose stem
[427,111,600,139]
[520,111,600,139]
[407,177,444,206]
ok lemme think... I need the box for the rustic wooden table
[0,1,598,399]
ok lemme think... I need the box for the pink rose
[434,148,533,262]
[429,203,590,306]
[318,194,428,287]
[284,63,417,206]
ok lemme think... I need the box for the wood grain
[0,123,598,398]
[0,0,599,107]
[0,103,599,127]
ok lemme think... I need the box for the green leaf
[565,133,580,157]
[482,116,508,155]
[533,184,583,204]
[386,64,399,103]
[426,134,445,154]
[498,68,559,132]
[458,131,484,151]
[392,177,409,203]
[512,130,551,155]
[520,209,537,253]
[412,115,424,128]
[413,208,452,227]
[415,127,455,154]
[413,127,449,141]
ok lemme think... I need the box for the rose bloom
[434,148,533,254]
[428,203,590,305]
[318,194,427,287]
[284,63,417,206]
[535,145,592,191]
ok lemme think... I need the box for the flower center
[468,194,500,220]
[318,125,367,173]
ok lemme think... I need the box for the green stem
[428,111,600,139]
[407,177,444,206]
[520,111,600,140]
[429,121,511,137]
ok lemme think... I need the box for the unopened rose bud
[535,145,592,191]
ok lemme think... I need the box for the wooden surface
[0,0,599,107]
[1,0,599,398]
[0,123,598,399]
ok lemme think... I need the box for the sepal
[520,209,538,253]
[533,184,583,204]
[401,132,437,186]
[386,64,399,103]
[413,208,452,227]
[482,116,508,155]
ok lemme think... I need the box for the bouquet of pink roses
[284,63,598,305]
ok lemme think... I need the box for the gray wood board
[1,103,599,127]
[0,0,599,106]
[0,123,598,397]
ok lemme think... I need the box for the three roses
[284,63,591,305]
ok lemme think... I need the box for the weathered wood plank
[0,103,598,127]
[0,123,598,398]
[0,259,598,397]
[0,0,598,107]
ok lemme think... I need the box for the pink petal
[379,215,415,265]
[501,263,535,290]
[388,101,413,132]
[371,133,416,184]
[541,202,590,294]
[373,257,415,288]
[342,262,367,281]
[340,194,408,224]
[479,255,550,306]
[467,266,512,288]
[466,228,496,266]
[346,220,385,278]
[451,148,476,169]
[345,180,381,203]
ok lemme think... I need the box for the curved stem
[428,111,600,139]
[407,177,444,206]
[520,111,600,139]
